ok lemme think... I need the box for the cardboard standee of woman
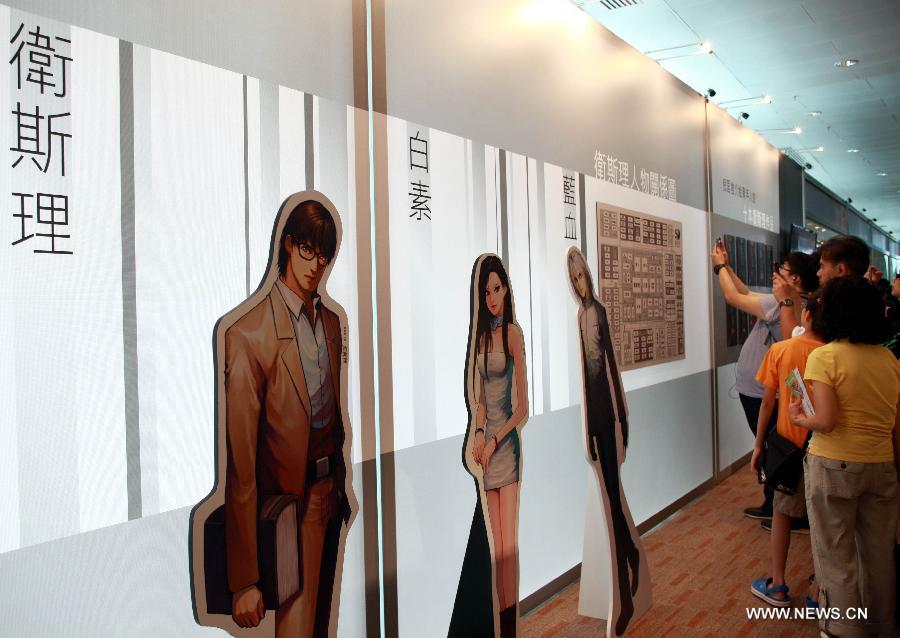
[566,246,652,637]
[450,254,529,638]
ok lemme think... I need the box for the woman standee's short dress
[477,352,520,490]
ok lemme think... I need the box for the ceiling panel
[670,0,806,25]
[801,0,899,24]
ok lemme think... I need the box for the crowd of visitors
[712,235,900,638]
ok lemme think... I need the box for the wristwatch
[778,298,795,308]
[713,264,726,275]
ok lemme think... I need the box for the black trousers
[738,393,776,511]
[589,421,636,618]
[311,515,343,638]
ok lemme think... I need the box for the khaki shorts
[805,453,899,636]
[773,470,806,518]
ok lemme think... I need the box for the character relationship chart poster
[596,203,684,371]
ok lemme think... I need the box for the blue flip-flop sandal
[751,577,791,607]
[806,573,819,608]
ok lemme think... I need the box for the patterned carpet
[521,467,819,637]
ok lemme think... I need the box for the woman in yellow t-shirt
[790,276,900,638]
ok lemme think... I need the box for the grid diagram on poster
[596,203,684,371]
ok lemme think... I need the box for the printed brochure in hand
[786,367,815,417]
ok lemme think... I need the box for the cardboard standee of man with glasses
[190,191,356,638]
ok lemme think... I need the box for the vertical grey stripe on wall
[119,40,142,520]
[499,149,509,265]
[578,173,587,257]
[464,141,473,241]
[243,75,251,296]
[525,160,535,408]
[471,142,486,250]
[259,81,280,236]
[493,151,501,253]
[304,92,315,189]
[535,162,551,411]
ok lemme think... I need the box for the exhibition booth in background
[0,1,897,636]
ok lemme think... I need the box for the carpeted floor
[521,467,819,637]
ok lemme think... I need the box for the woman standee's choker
[490,315,504,331]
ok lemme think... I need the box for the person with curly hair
[790,276,900,637]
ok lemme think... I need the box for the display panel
[722,233,775,348]
[0,1,770,636]
[2,7,128,549]
[708,104,780,233]
[596,204,684,371]
[0,3,373,637]
[378,109,712,636]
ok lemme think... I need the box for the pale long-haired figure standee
[566,246,651,637]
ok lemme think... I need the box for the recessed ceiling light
[847,148,860,153]
[807,111,822,117]
[834,59,859,68]
[878,172,888,177]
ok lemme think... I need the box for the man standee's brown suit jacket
[224,283,344,594]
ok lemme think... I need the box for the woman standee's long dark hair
[475,255,514,379]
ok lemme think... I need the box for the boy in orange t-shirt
[749,294,824,607]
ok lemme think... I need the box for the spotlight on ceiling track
[647,41,714,62]
[834,59,859,68]
[805,163,813,170]
[707,88,716,98]
[740,112,750,120]
[720,95,773,107]
[758,127,802,135]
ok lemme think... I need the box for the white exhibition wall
[0,3,373,636]
[385,118,713,453]
[0,1,791,636]
[2,21,367,551]
[1,12,128,549]
[382,111,716,634]
[708,104,781,233]
[708,103,784,474]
